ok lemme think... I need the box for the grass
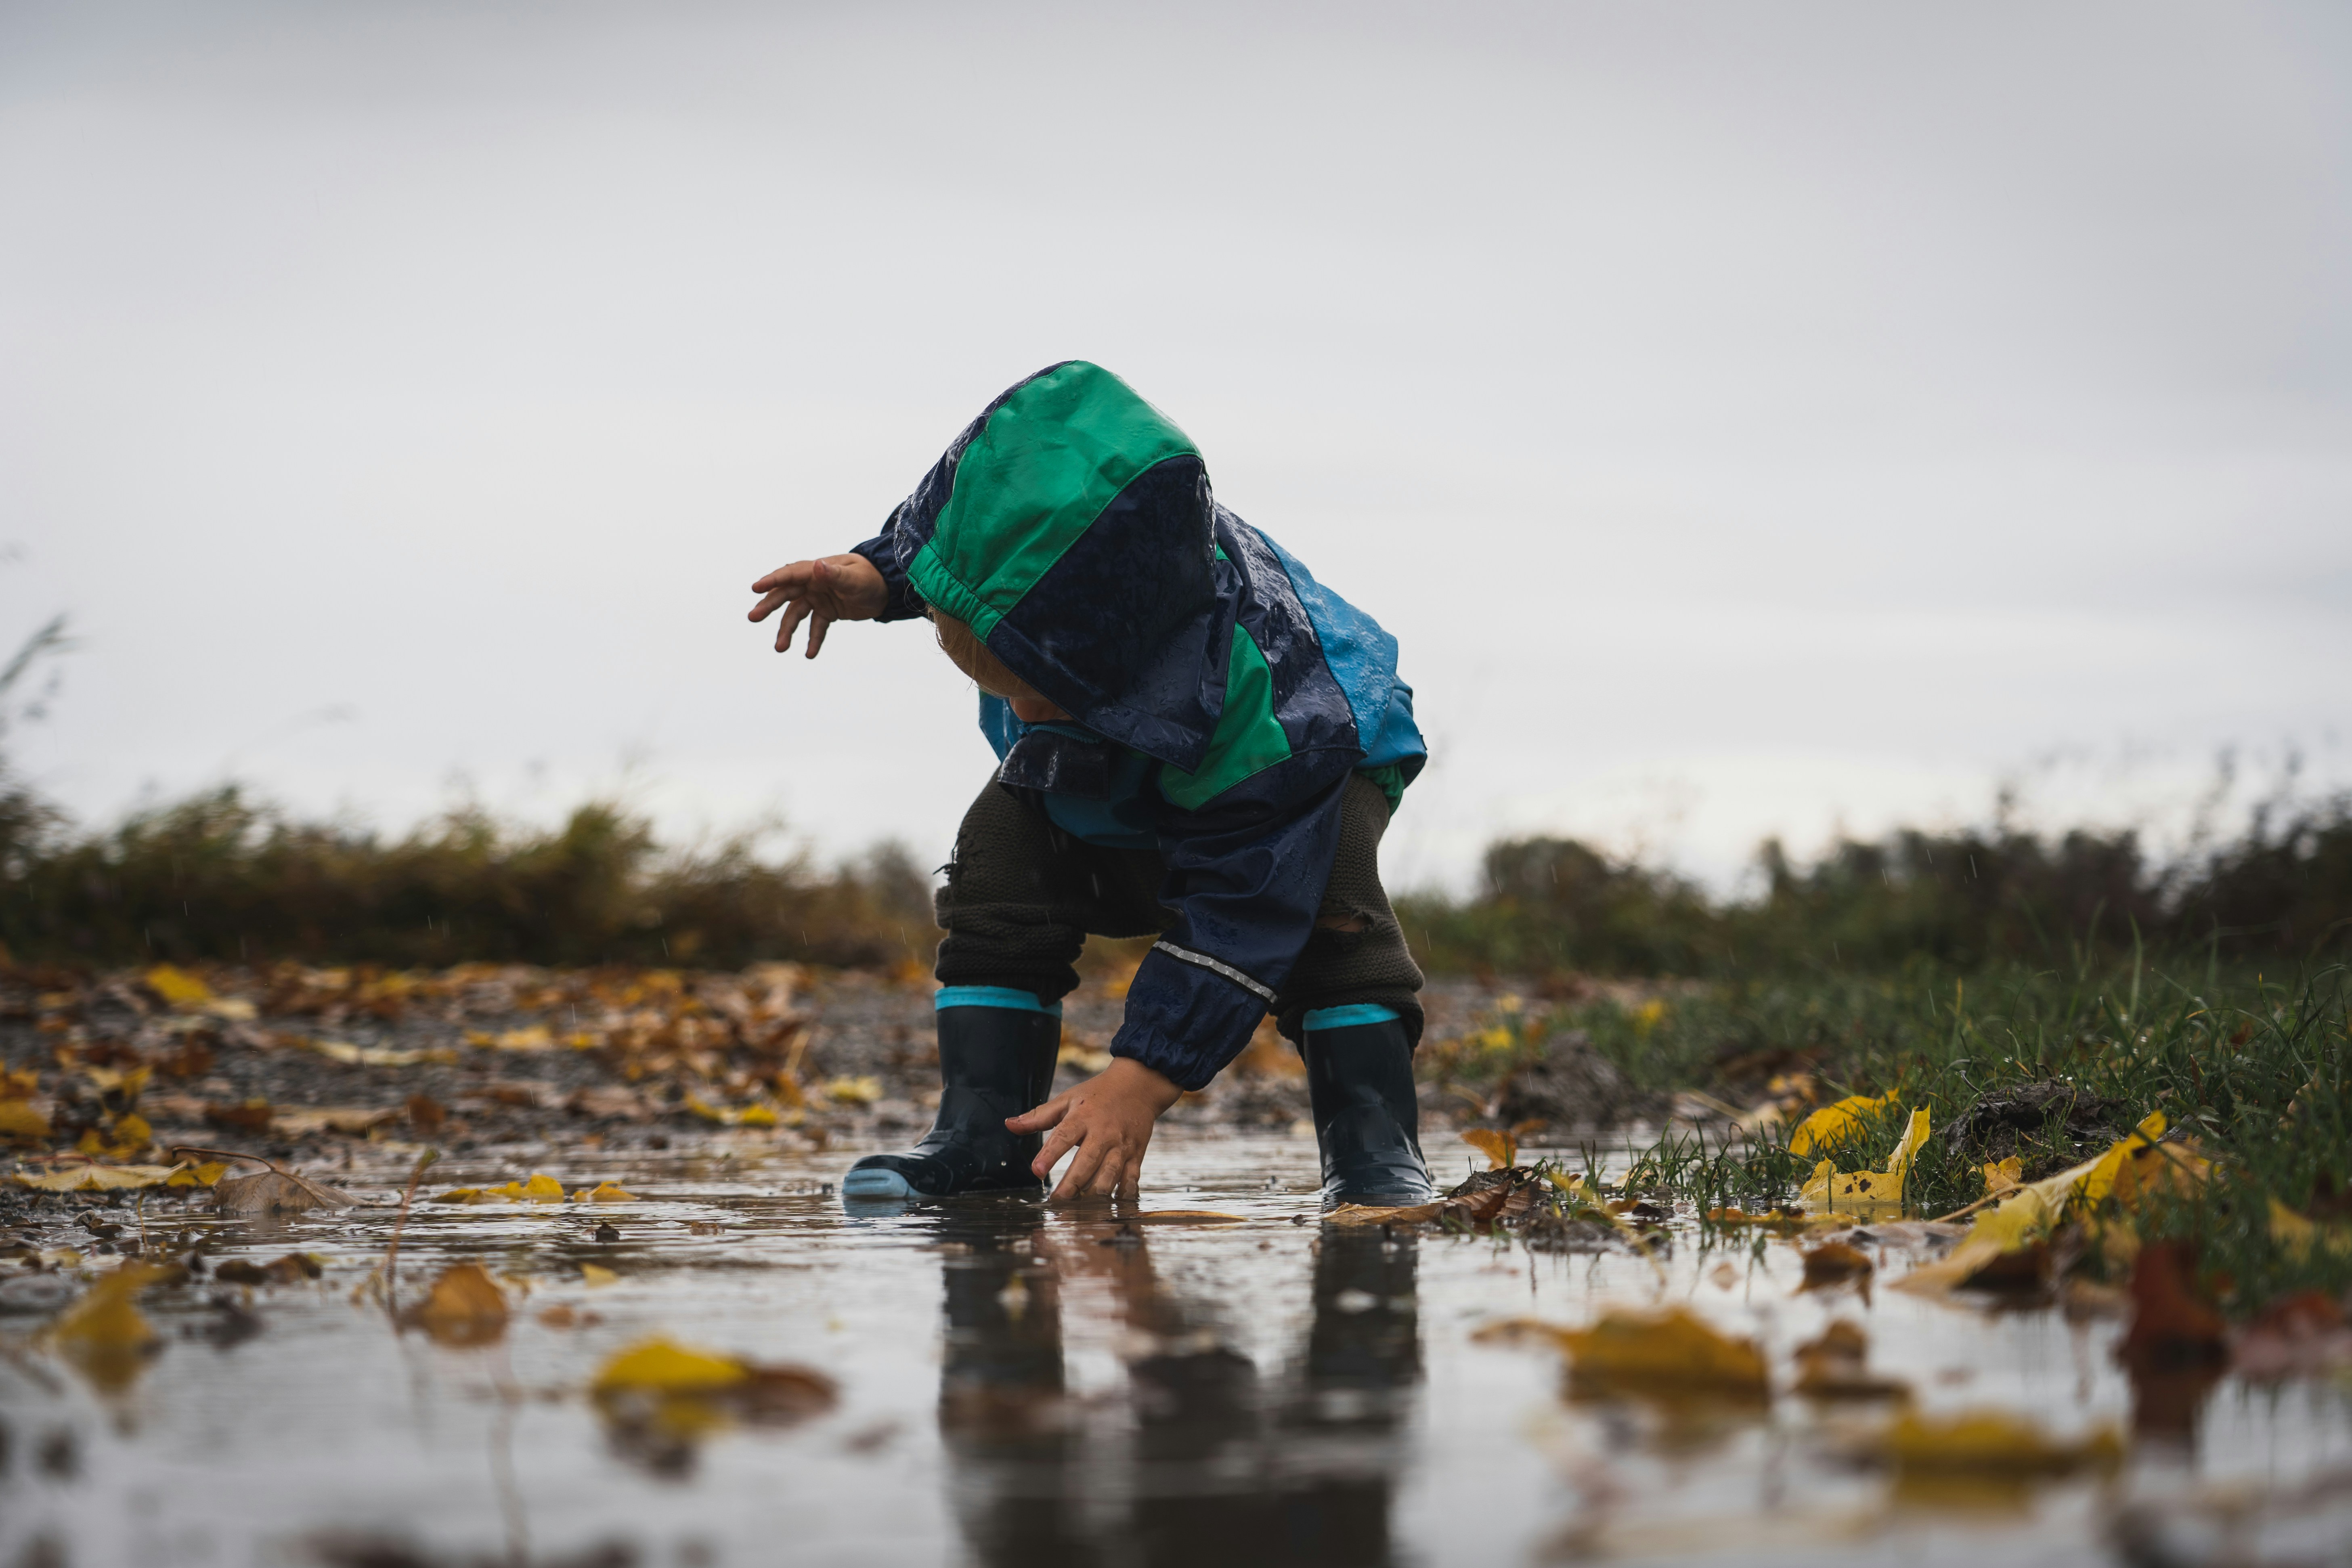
[1425,952,2352,1319]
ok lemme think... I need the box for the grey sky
[3,1,2347,891]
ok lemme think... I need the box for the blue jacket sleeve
[1108,755,1353,1090]
[848,509,929,624]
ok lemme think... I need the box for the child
[747,362,1432,1207]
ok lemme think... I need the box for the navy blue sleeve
[1108,755,1352,1090]
[848,510,929,624]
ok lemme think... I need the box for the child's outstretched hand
[748,554,889,658]
[1008,1057,1182,1204]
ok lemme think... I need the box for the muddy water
[3,1132,2347,1567]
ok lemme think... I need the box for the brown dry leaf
[539,1303,602,1329]
[50,1262,174,1392]
[1462,1128,1518,1170]
[214,1167,356,1217]
[14,1161,187,1192]
[407,1262,509,1346]
[1800,1241,1875,1293]
[406,1094,447,1132]
[2118,1241,2226,1371]
[1793,1319,1910,1401]
[203,1100,274,1134]
[272,1106,397,1137]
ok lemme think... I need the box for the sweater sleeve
[847,509,929,624]
[1108,759,1351,1090]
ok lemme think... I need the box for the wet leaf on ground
[14,1161,189,1192]
[214,1168,356,1217]
[404,1263,508,1345]
[1476,1308,1769,1401]
[50,1262,175,1391]
[1792,1320,1910,1401]
[1801,1108,1930,1218]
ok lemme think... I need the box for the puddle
[4,1131,2349,1566]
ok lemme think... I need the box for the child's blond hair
[929,609,1048,706]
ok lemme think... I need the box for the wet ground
[6,1128,2349,1568]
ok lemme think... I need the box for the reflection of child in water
[933,1211,1421,1566]
[749,362,1434,1206]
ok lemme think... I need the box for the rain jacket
[849,361,1425,1090]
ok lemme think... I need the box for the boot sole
[841,1167,916,1199]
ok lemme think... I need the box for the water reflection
[931,1207,1420,1567]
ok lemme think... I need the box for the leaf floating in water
[581,1264,620,1287]
[570,1182,640,1204]
[405,1263,509,1346]
[1476,1308,1768,1401]
[1799,1241,1875,1293]
[434,1173,569,1205]
[1130,1210,1249,1225]
[214,1168,356,1217]
[1792,1320,1910,1401]
[1882,1409,2124,1477]
[51,1262,175,1392]
[596,1337,751,1395]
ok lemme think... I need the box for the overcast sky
[2,0,2347,892]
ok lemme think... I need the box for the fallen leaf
[1981,1157,2023,1195]
[435,1173,568,1205]
[1478,1308,1769,1401]
[1895,1112,2169,1298]
[1130,1210,1249,1224]
[1882,1409,2124,1476]
[570,1182,641,1204]
[2118,1241,2226,1371]
[594,1336,748,1395]
[50,1262,174,1391]
[1793,1320,1909,1401]
[0,1100,52,1140]
[13,1161,187,1192]
[538,1303,600,1329]
[213,1168,356,1217]
[1801,1108,1931,1217]
[1462,1128,1518,1170]
[304,1039,451,1068]
[406,1094,447,1132]
[2268,1198,2352,1261]
[273,1106,399,1137]
[164,1161,229,1188]
[1787,1092,1894,1158]
[144,964,214,1009]
[203,1101,275,1134]
[581,1263,620,1287]
[1800,1241,1875,1292]
[823,1076,882,1106]
[406,1263,509,1346]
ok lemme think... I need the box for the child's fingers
[774,599,812,652]
[1051,1138,1110,1202]
[1004,1096,1068,1134]
[1031,1116,1082,1178]
[805,614,832,659]
[750,562,813,596]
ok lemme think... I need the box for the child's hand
[1007,1057,1182,1204]
[748,554,889,658]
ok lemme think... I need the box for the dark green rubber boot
[842,990,1060,1203]
[1302,1006,1436,1208]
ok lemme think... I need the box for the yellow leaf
[570,1182,641,1203]
[581,1263,619,1287]
[518,1173,566,1203]
[824,1076,883,1105]
[109,1113,153,1151]
[2270,1198,2352,1260]
[1895,1112,2168,1297]
[51,1262,174,1389]
[1981,1157,2023,1195]
[165,1161,229,1188]
[1884,1409,2124,1476]
[682,1094,727,1124]
[1787,1092,1893,1157]
[494,1026,555,1052]
[13,1162,186,1192]
[1479,1308,1768,1399]
[0,1100,52,1140]
[735,1105,778,1128]
[592,1336,748,1394]
[1462,1128,1518,1170]
[144,964,213,1009]
[1800,1108,1931,1217]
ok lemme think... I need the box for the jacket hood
[881,361,1235,771]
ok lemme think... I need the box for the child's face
[928,610,1069,721]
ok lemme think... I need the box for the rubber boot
[842,991,1061,1201]
[1301,1006,1436,1207]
